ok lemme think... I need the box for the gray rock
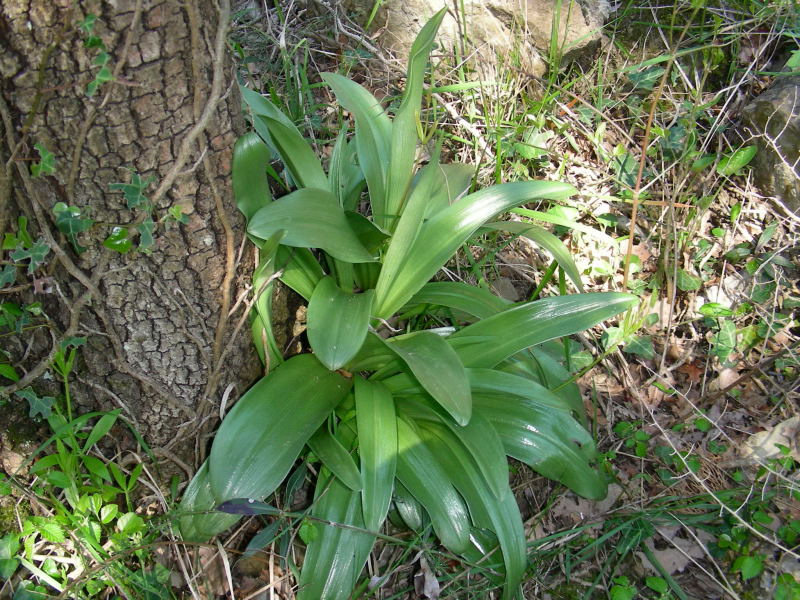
[344,0,611,78]
[740,73,800,213]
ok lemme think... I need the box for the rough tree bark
[0,1,289,465]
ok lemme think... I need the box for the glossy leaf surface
[233,132,272,223]
[298,474,375,600]
[209,354,351,502]
[395,417,471,553]
[248,188,375,263]
[307,427,362,491]
[418,421,525,599]
[374,181,577,318]
[307,277,374,370]
[386,331,471,425]
[451,292,637,368]
[178,463,241,542]
[354,377,397,531]
[473,394,606,499]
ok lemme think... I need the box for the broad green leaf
[259,116,329,190]
[374,181,577,318]
[450,292,637,368]
[354,377,397,531]
[408,281,510,321]
[385,8,446,229]
[502,345,586,422]
[376,160,445,312]
[329,127,366,211]
[484,221,584,292]
[209,354,351,503]
[393,481,425,532]
[233,132,272,223]
[386,331,471,425]
[178,462,242,542]
[248,188,375,263]
[276,245,324,300]
[307,427,362,491]
[307,277,374,370]
[298,474,375,600]
[425,163,475,217]
[418,420,525,598]
[344,332,399,373]
[717,146,757,176]
[400,397,507,498]
[345,211,389,253]
[468,368,571,411]
[240,86,328,190]
[395,417,471,553]
[472,394,606,499]
[322,73,392,228]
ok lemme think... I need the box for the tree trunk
[0,1,287,465]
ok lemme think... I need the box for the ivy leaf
[30,144,55,177]
[95,65,113,84]
[102,227,132,254]
[165,205,189,225]
[10,240,51,273]
[628,66,665,91]
[86,80,99,97]
[676,268,702,291]
[14,388,55,419]
[93,52,110,66]
[0,264,17,287]
[137,219,155,251]
[79,14,97,34]
[109,172,155,210]
[624,335,655,359]
[53,203,93,253]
